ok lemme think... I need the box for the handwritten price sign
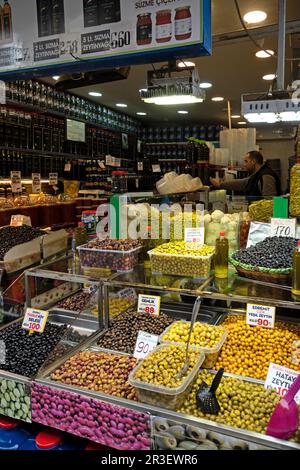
[138,294,160,316]
[22,308,48,334]
[133,331,159,360]
[270,218,296,239]
[246,304,276,329]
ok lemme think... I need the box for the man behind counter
[210,151,282,199]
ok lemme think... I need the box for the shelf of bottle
[158,159,187,162]
[0,146,108,160]
[145,142,189,146]
[5,100,138,136]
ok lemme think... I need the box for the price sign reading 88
[138,295,161,316]
[133,331,159,360]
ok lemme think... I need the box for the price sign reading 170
[137,295,161,316]
[270,218,296,238]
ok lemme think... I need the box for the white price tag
[138,294,160,316]
[83,284,98,295]
[133,331,159,360]
[22,308,49,334]
[152,164,161,173]
[64,163,71,172]
[49,173,58,186]
[246,304,276,329]
[32,173,41,194]
[184,228,205,244]
[11,171,22,193]
[270,218,296,239]
[265,363,300,404]
[10,215,31,227]
[118,288,137,302]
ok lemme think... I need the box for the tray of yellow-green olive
[148,242,215,279]
[128,344,205,411]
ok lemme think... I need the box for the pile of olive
[0,322,67,377]
[161,321,225,349]
[57,291,92,312]
[0,226,45,260]
[97,308,174,354]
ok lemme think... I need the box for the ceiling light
[211,97,224,102]
[238,121,247,125]
[89,91,102,97]
[136,112,147,116]
[143,95,204,105]
[52,75,60,80]
[116,103,127,108]
[255,49,275,59]
[243,11,267,24]
[139,88,147,93]
[231,115,241,119]
[263,74,276,81]
[199,82,212,89]
[178,61,195,68]
[178,110,189,114]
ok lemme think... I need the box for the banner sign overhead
[0,0,211,79]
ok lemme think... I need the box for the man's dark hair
[247,151,264,165]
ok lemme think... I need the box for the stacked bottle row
[0,150,65,178]
[144,143,187,160]
[140,124,223,143]
[0,108,123,157]
[6,80,139,133]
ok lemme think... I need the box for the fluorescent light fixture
[199,82,212,89]
[116,103,128,108]
[244,112,300,123]
[263,74,276,81]
[136,112,147,116]
[178,110,189,114]
[256,49,275,59]
[211,97,224,102]
[231,115,241,119]
[178,61,195,68]
[89,91,102,97]
[143,95,204,105]
[243,11,267,24]
[279,111,300,122]
[52,75,60,80]
[238,121,247,125]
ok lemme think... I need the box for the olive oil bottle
[292,241,300,296]
[3,0,12,42]
[215,231,229,279]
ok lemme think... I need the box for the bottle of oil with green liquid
[292,240,300,296]
[215,232,229,279]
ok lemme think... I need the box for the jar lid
[176,6,191,11]
[36,430,62,449]
[138,13,151,17]
[0,416,18,430]
[156,9,172,15]
[82,210,96,215]
[112,171,127,175]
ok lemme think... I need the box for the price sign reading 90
[137,294,161,316]
[246,304,276,329]
[133,331,159,360]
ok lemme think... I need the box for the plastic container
[19,429,81,450]
[78,244,142,272]
[128,344,205,410]
[149,250,214,279]
[0,417,31,450]
[159,321,228,368]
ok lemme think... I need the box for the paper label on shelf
[138,294,160,316]
[118,288,137,302]
[246,304,276,329]
[10,215,31,227]
[10,171,22,193]
[152,165,161,173]
[133,331,159,360]
[265,363,300,405]
[83,284,98,295]
[49,173,58,186]
[270,218,296,239]
[64,163,71,172]
[137,161,143,171]
[32,173,41,193]
[98,161,106,170]
[184,228,205,244]
[22,308,48,334]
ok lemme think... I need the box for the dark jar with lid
[156,10,172,43]
[137,13,152,46]
[175,6,192,41]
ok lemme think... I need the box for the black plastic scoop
[196,368,224,415]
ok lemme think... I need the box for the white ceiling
[48,0,300,125]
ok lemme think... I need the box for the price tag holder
[133,331,159,360]
[265,363,300,405]
[185,228,205,244]
[152,164,161,173]
[246,304,276,329]
[11,171,22,193]
[138,294,160,316]
[49,173,58,186]
[64,163,71,172]
[270,218,296,239]
[22,308,49,334]
[10,215,31,227]
[118,288,137,302]
[32,173,41,193]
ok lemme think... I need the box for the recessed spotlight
[212,97,224,102]
[89,91,102,97]
[243,11,267,24]
[238,121,247,125]
[136,112,147,116]
[52,76,60,80]
[231,115,241,119]
[177,110,189,114]
[178,61,195,68]
[256,49,275,59]
[116,103,127,108]
[263,74,276,81]
[199,82,212,89]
